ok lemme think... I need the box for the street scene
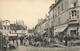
[0,0,80,51]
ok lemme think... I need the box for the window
[61,3,63,11]
[7,26,9,30]
[4,26,6,30]
[69,12,71,19]
[58,6,60,15]
[72,10,77,18]
[58,17,60,24]
[74,3,77,7]
[55,9,57,17]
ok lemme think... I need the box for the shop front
[8,34,18,49]
[66,24,80,46]
[54,25,68,43]
[66,25,79,39]
[54,25,68,37]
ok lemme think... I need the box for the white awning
[8,34,17,36]
[41,31,46,35]
[54,29,59,33]
[54,26,67,33]
[58,26,67,32]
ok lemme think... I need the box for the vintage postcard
[0,0,80,51]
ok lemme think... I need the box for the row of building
[0,19,27,50]
[0,19,27,37]
[32,0,80,40]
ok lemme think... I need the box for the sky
[0,0,55,29]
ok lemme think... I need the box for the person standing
[25,38,29,46]
[20,36,24,45]
[64,35,68,46]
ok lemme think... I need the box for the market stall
[8,34,18,49]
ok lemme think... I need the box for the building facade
[48,0,80,39]
[33,16,49,38]
[2,20,10,35]
[0,19,27,36]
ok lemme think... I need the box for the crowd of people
[8,33,80,50]
[19,35,53,47]
[19,34,80,47]
[54,34,80,46]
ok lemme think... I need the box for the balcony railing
[67,18,79,24]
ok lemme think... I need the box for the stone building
[0,19,27,36]
[2,20,10,35]
[33,16,49,38]
[48,0,80,38]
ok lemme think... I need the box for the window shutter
[69,12,71,19]
[76,10,79,18]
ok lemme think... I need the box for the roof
[16,25,27,30]
[2,20,10,22]
[10,24,27,30]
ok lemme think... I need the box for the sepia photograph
[0,0,80,51]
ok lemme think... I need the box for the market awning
[54,26,67,33]
[58,26,67,32]
[54,29,59,33]
[41,31,46,35]
[8,34,17,36]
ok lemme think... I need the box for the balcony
[67,18,79,24]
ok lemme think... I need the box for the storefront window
[71,30,77,37]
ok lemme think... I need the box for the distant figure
[64,35,68,46]
[20,36,24,45]
[25,38,29,46]
[12,38,15,43]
